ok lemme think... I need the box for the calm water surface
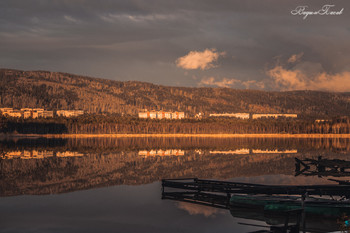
[1,137,350,232]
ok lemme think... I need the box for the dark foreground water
[1,137,350,232]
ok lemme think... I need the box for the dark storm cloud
[1,0,349,90]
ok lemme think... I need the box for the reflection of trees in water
[1,137,350,196]
[2,137,350,153]
[0,151,299,196]
[0,138,67,151]
[1,149,347,196]
[307,137,350,152]
[67,137,350,151]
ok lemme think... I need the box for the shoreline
[3,133,350,138]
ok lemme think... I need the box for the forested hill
[1,68,350,117]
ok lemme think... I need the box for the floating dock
[162,178,350,198]
[161,178,350,232]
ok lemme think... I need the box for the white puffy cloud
[194,52,350,92]
[267,63,350,92]
[176,48,225,70]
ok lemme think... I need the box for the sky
[1,0,350,91]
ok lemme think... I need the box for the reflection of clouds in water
[176,202,225,218]
[228,174,338,185]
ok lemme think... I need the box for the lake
[1,137,350,232]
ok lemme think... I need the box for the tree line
[1,114,350,134]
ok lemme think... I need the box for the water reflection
[1,137,350,197]
[210,149,298,155]
[1,150,84,159]
[295,156,350,178]
[2,136,350,232]
[138,149,185,157]
[2,136,350,152]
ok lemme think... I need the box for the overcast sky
[1,0,350,91]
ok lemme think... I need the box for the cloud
[176,202,225,217]
[198,77,265,89]
[287,52,303,64]
[64,15,79,24]
[1,1,350,87]
[267,63,350,92]
[176,49,225,70]
[100,13,178,24]
[197,53,350,92]
[268,66,306,90]
[199,77,238,88]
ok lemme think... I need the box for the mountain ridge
[1,68,350,117]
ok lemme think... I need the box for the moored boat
[230,194,350,216]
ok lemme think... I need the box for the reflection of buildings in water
[209,149,298,155]
[56,152,84,157]
[195,149,203,155]
[252,149,297,154]
[138,149,185,157]
[1,150,83,159]
[209,149,250,155]
[3,151,22,159]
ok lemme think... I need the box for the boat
[230,194,350,216]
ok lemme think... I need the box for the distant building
[22,111,32,118]
[0,108,14,117]
[207,112,297,120]
[57,110,84,117]
[165,112,172,119]
[32,108,44,112]
[32,109,44,118]
[157,111,165,119]
[209,113,250,119]
[173,112,185,119]
[149,111,157,119]
[138,111,185,120]
[0,107,13,112]
[138,112,149,119]
[20,108,33,111]
[43,111,54,118]
[0,107,84,118]
[315,119,327,123]
[252,114,297,119]
[4,110,22,118]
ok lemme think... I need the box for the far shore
[3,133,350,139]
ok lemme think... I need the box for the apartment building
[138,111,185,120]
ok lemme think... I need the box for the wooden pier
[161,178,350,233]
[162,178,350,198]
